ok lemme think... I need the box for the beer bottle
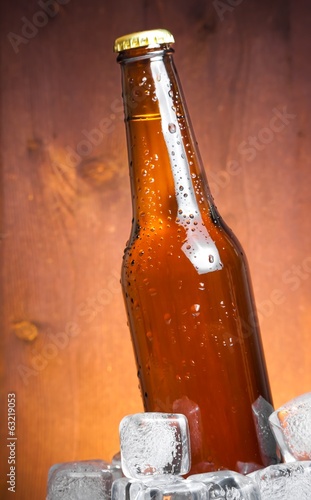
[114,29,275,473]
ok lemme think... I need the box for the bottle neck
[119,47,222,273]
[120,47,216,216]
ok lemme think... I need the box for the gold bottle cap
[113,29,175,53]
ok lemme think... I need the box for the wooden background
[1,0,310,498]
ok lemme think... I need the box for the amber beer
[114,29,274,473]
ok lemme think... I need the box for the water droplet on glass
[191,304,201,316]
[198,282,205,291]
[186,244,191,250]
[168,122,176,134]
[141,169,147,176]
[139,250,144,256]
[156,73,161,82]
[209,254,214,263]
[148,288,157,296]
[168,90,173,97]
[179,185,184,191]
[146,331,153,341]
[164,313,171,325]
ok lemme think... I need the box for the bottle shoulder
[122,213,247,281]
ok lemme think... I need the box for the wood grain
[1,0,310,498]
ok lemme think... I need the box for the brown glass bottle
[114,30,274,474]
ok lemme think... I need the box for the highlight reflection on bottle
[114,29,275,473]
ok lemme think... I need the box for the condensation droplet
[168,90,174,97]
[141,169,147,176]
[209,255,214,263]
[164,313,171,325]
[191,304,201,316]
[146,331,153,341]
[148,288,157,296]
[168,123,176,134]
[198,282,205,291]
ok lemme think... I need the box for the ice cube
[111,451,122,468]
[269,392,311,461]
[172,396,203,461]
[111,477,141,500]
[249,461,311,500]
[119,413,190,478]
[112,476,207,500]
[188,470,260,499]
[46,459,122,500]
[252,396,279,466]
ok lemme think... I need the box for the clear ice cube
[112,476,207,500]
[252,395,279,466]
[188,470,260,499]
[111,477,141,500]
[46,459,122,500]
[249,461,311,500]
[111,451,122,468]
[269,392,311,461]
[119,413,190,478]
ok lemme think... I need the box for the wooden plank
[0,0,311,497]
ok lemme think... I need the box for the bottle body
[117,38,274,473]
